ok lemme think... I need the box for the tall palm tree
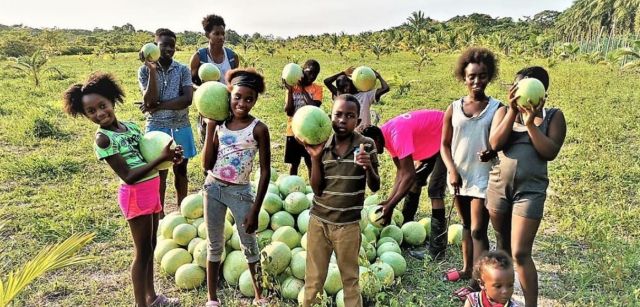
[407,11,429,33]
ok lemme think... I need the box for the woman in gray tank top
[487,67,567,307]
[442,47,501,300]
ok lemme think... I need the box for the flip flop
[150,294,180,307]
[205,299,221,307]
[452,286,474,301]
[252,297,269,306]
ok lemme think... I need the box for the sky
[1,0,575,37]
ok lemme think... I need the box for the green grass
[0,49,639,306]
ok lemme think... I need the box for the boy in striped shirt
[300,94,380,307]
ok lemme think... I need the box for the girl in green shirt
[63,72,182,307]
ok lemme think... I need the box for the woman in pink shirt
[362,109,448,259]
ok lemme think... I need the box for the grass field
[0,48,639,306]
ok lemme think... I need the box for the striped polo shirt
[310,132,379,225]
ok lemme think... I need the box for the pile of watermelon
[155,167,463,305]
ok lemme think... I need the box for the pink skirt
[117,177,162,220]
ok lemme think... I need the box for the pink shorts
[117,177,162,220]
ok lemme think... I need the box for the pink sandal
[252,297,268,306]
[205,299,221,307]
[150,294,180,307]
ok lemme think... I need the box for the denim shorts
[146,125,197,159]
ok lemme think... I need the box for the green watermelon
[284,191,310,215]
[222,250,248,286]
[323,263,343,295]
[278,175,306,197]
[262,192,283,214]
[160,248,192,276]
[260,241,292,275]
[290,250,307,280]
[369,261,395,287]
[401,221,427,246]
[379,251,407,277]
[272,226,301,249]
[175,263,205,289]
[238,269,255,297]
[282,276,305,300]
[270,211,295,230]
[376,242,401,257]
[180,193,204,219]
[297,209,311,234]
[380,225,403,245]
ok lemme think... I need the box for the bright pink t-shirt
[380,109,444,161]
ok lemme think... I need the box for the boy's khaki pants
[303,215,363,307]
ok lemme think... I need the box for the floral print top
[210,119,259,184]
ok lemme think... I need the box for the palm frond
[0,232,95,306]
[621,61,640,70]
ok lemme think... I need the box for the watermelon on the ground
[161,214,187,238]
[272,226,301,249]
[191,217,204,229]
[160,248,192,276]
[262,192,283,214]
[376,242,401,257]
[284,191,310,215]
[323,263,343,295]
[229,227,241,250]
[180,193,204,219]
[380,251,407,277]
[198,222,207,239]
[392,209,404,226]
[377,236,397,247]
[257,209,270,232]
[187,237,203,254]
[172,224,197,246]
[154,239,179,262]
[278,175,306,197]
[448,224,463,245]
[270,211,295,230]
[297,209,310,234]
[364,194,381,207]
[369,261,395,287]
[260,241,292,275]
[418,217,431,238]
[222,250,248,286]
[257,229,274,249]
[238,269,255,297]
[290,250,307,280]
[380,225,403,245]
[175,263,205,289]
[282,276,305,300]
[402,221,427,246]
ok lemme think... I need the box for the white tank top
[209,119,260,184]
[206,47,232,84]
[449,97,501,198]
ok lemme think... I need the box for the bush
[0,39,38,57]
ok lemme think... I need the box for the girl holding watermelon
[200,68,271,306]
[487,66,566,306]
[62,72,182,306]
